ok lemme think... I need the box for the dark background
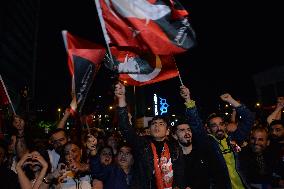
[35,0,284,118]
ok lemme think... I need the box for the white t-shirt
[47,149,60,172]
[60,175,92,189]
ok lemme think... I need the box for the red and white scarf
[151,142,173,189]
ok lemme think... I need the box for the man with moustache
[172,119,233,189]
[269,120,284,188]
[180,85,254,189]
[239,127,276,188]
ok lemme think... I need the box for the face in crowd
[150,118,169,141]
[100,147,113,166]
[270,122,284,142]
[12,115,25,130]
[50,130,68,154]
[64,143,82,165]
[85,134,98,152]
[208,116,226,140]
[250,129,270,154]
[117,146,134,169]
[175,124,192,147]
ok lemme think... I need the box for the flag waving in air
[96,0,196,55]
[62,31,106,114]
[107,47,179,86]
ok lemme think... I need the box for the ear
[166,128,170,136]
[205,123,211,134]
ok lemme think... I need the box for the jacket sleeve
[185,106,208,141]
[117,106,144,151]
[230,105,255,144]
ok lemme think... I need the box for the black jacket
[117,106,185,189]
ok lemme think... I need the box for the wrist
[184,99,196,109]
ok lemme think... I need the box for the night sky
[36,0,283,117]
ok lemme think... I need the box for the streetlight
[57,108,61,119]
[109,106,113,110]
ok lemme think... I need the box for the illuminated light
[256,102,260,107]
[171,122,175,126]
[225,112,229,115]
[147,107,151,110]
[159,97,169,115]
[98,95,102,98]
[154,94,158,115]
[98,115,102,118]
[93,115,96,118]
[175,119,178,122]
[123,80,127,84]
[109,106,113,110]
[67,122,70,126]
[172,114,176,117]
[225,104,229,108]
[57,108,61,112]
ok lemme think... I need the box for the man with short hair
[239,127,276,188]
[47,128,69,172]
[180,85,254,189]
[172,117,222,189]
[269,120,284,188]
[115,82,185,189]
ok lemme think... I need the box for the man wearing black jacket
[115,82,186,189]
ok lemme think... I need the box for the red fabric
[110,47,179,86]
[99,0,192,55]
[63,31,106,75]
[0,78,9,106]
[151,142,173,189]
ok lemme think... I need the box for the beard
[215,130,225,140]
[179,140,192,147]
[270,135,284,143]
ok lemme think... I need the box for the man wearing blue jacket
[180,85,255,189]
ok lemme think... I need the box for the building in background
[253,65,284,106]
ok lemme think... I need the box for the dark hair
[170,116,190,134]
[149,115,170,128]
[270,120,284,128]
[117,142,132,154]
[48,128,67,139]
[206,113,225,127]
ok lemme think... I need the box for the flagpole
[93,0,115,66]
[0,75,16,114]
[173,56,184,86]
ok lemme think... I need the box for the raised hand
[180,85,191,102]
[114,82,127,107]
[220,93,240,108]
[16,152,32,170]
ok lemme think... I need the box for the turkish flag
[109,47,179,86]
[98,0,196,55]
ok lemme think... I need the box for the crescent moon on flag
[128,55,162,82]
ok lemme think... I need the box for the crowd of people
[0,83,283,189]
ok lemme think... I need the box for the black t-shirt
[183,148,211,189]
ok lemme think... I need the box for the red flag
[62,31,106,114]
[98,0,196,55]
[109,47,179,86]
[0,75,11,106]
[0,81,9,106]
